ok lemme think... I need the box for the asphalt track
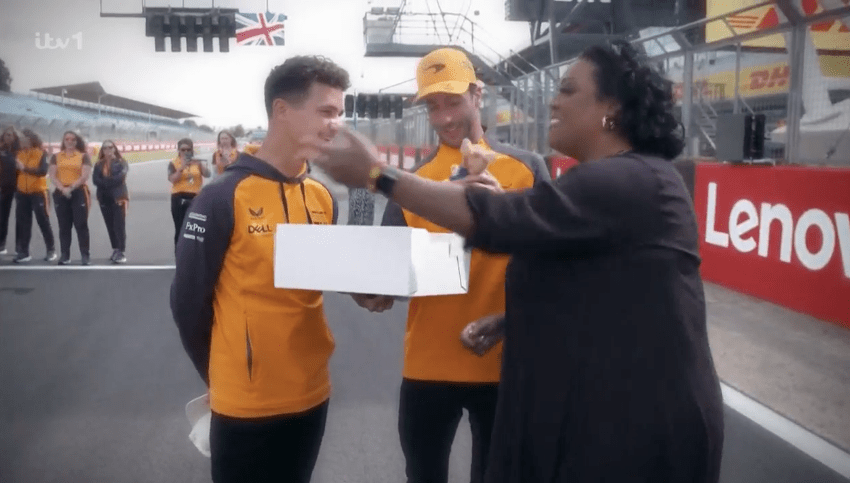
[1,156,848,482]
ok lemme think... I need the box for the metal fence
[358,1,850,167]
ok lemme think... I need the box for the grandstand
[0,81,214,151]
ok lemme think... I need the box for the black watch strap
[375,166,401,197]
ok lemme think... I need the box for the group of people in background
[0,124,253,264]
[0,127,129,265]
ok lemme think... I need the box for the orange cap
[415,48,477,101]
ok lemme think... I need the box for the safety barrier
[693,163,849,328]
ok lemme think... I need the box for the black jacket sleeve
[465,156,658,256]
[170,178,236,384]
[92,162,105,188]
[100,160,128,189]
[34,152,48,176]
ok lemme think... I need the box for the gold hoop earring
[602,115,616,131]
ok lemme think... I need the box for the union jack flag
[235,12,287,46]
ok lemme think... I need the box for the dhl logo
[708,0,850,51]
[723,0,849,32]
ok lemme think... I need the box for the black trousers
[97,191,127,251]
[0,188,13,248]
[14,191,55,257]
[210,400,329,483]
[53,187,90,258]
[399,378,499,483]
[171,193,196,246]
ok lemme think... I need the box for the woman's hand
[15,160,24,171]
[302,129,382,189]
[460,313,505,356]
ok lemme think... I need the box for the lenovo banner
[694,163,850,328]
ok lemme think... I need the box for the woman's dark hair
[21,128,43,150]
[62,130,87,153]
[1,126,21,153]
[580,41,684,160]
[177,138,194,152]
[217,130,237,148]
[264,55,351,117]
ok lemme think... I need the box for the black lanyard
[278,182,314,225]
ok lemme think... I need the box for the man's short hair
[264,56,351,117]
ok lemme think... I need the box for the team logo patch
[249,207,264,218]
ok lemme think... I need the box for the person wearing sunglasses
[167,138,210,246]
[92,140,129,263]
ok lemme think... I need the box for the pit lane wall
[693,162,849,329]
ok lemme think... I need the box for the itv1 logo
[35,32,83,50]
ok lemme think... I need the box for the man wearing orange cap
[354,47,550,483]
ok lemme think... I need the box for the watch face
[369,166,383,179]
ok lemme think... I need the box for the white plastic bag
[185,393,211,457]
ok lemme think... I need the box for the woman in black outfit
[0,126,20,255]
[310,41,724,483]
[92,140,129,264]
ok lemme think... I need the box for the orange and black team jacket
[50,151,91,189]
[16,148,49,194]
[171,153,338,419]
[168,157,204,195]
[382,132,550,384]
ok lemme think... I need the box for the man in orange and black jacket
[171,55,349,483]
[354,48,550,483]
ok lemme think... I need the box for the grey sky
[0,0,529,129]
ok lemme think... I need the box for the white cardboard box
[274,225,471,297]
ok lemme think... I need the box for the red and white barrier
[693,163,850,328]
[45,141,215,155]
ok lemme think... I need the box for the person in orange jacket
[167,138,210,246]
[353,48,549,483]
[171,55,349,483]
[212,130,239,176]
[48,131,92,265]
[13,128,56,263]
